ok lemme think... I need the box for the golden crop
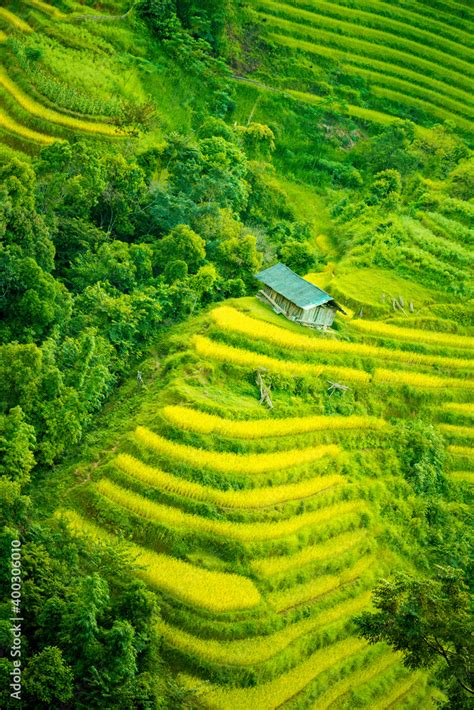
[24,0,66,18]
[96,477,363,543]
[447,445,473,458]
[251,529,367,577]
[373,368,473,389]
[160,590,371,666]
[268,556,376,613]
[350,319,474,350]
[441,402,474,416]
[315,651,400,710]
[193,334,370,384]
[211,306,473,370]
[135,426,341,475]
[371,673,423,710]
[0,108,55,144]
[115,453,343,509]
[0,68,127,136]
[163,404,390,438]
[439,424,474,439]
[0,8,33,32]
[60,509,261,612]
[181,636,367,709]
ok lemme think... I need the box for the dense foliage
[0,0,472,707]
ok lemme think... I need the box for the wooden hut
[256,263,345,328]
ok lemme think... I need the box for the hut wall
[263,286,304,320]
[302,305,336,326]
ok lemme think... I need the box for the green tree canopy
[355,567,473,702]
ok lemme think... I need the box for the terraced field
[0,0,202,154]
[246,0,474,134]
[0,0,134,151]
[60,290,474,707]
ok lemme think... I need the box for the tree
[355,567,473,702]
[23,647,73,706]
[367,169,402,209]
[138,0,180,39]
[215,233,261,286]
[0,407,36,487]
[155,224,205,273]
[278,240,316,274]
[395,420,446,496]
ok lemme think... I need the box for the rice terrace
[0,0,472,708]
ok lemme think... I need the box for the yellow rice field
[60,510,261,611]
[450,471,474,484]
[135,426,341,475]
[96,477,363,543]
[311,652,401,709]
[0,8,33,33]
[160,590,371,666]
[371,673,423,709]
[441,402,474,417]
[181,636,367,709]
[211,306,473,370]
[268,556,376,613]
[251,529,368,577]
[193,334,371,384]
[24,0,66,18]
[0,107,56,144]
[162,404,390,438]
[115,453,344,508]
[439,424,474,439]
[350,319,474,350]
[447,445,473,458]
[373,368,473,389]
[0,68,128,136]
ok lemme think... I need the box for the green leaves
[355,568,473,699]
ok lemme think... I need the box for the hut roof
[256,263,344,311]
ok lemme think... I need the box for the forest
[0,0,472,707]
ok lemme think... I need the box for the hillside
[58,296,473,707]
[0,0,472,708]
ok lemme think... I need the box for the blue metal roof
[256,263,338,310]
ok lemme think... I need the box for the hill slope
[1,0,472,707]
[59,295,473,707]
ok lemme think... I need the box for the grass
[0,67,129,136]
[160,590,371,666]
[181,636,367,709]
[371,85,473,132]
[349,319,474,350]
[193,334,371,384]
[269,0,473,59]
[60,509,262,612]
[210,306,473,371]
[257,0,473,77]
[95,477,363,543]
[115,452,344,509]
[163,404,389,438]
[262,15,471,94]
[135,426,341,475]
